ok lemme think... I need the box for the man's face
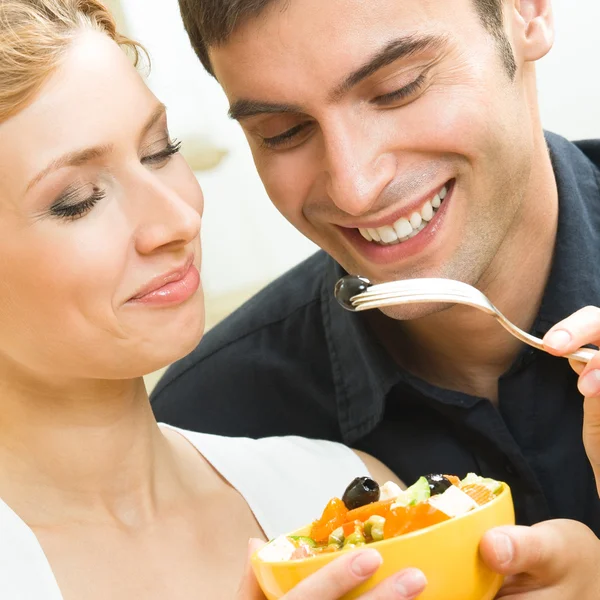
[211,0,542,318]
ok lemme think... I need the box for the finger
[568,357,585,376]
[282,549,382,599]
[358,568,427,600]
[285,550,425,600]
[543,306,600,355]
[236,538,267,600]
[582,395,600,492]
[480,521,588,581]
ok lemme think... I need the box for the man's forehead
[210,0,470,82]
[211,3,465,114]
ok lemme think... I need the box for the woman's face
[0,31,204,383]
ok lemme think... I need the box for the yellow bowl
[252,484,514,600]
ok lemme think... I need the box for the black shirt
[151,132,600,535]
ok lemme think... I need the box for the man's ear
[508,0,554,62]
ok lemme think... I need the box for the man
[153,0,600,596]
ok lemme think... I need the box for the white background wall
[121,0,600,300]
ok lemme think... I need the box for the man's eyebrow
[332,34,448,100]
[26,102,168,193]
[228,99,304,121]
[227,35,446,122]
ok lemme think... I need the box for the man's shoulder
[548,132,600,179]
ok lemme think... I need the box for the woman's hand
[237,539,427,600]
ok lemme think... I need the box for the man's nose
[323,125,396,217]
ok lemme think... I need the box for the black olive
[342,477,380,510]
[334,276,372,311]
[425,474,453,495]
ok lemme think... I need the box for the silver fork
[334,275,595,364]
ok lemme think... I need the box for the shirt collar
[320,132,600,444]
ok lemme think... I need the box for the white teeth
[378,225,398,244]
[368,228,381,242]
[421,201,433,222]
[358,183,449,245]
[359,228,373,241]
[409,212,422,229]
[393,218,413,239]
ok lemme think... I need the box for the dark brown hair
[178,0,516,79]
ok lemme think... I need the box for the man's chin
[378,301,456,322]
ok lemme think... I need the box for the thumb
[236,538,267,600]
[480,524,563,580]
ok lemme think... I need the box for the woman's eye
[142,139,182,166]
[261,122,314,150]
[50,187,106,221]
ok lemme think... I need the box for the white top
[0,426,369,599]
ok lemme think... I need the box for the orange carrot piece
[444,475,461,486]
[344,499,395,524]
[310,498,348,543]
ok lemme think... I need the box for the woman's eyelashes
[141,139,182,166]
[49,139,183,221]
[50,187,107,221]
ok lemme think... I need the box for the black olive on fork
[334,275,372,311]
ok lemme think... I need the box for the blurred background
[101,0,600,388]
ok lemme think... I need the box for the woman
[0,1,428,598]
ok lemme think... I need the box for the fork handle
[497,315,596,364]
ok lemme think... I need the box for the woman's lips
[128,257,200,307]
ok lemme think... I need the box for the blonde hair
[0,0,146,123]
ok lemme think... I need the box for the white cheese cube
[379,481,404,501]
[257,536,296,562]
[428,485,478,518]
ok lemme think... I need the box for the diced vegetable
[289,536,317,548]
[460,473,503,494]
[460,483,496,506]
[384,502,449,539]
[344,498,395,524]
[391,476,431,509]
[342,521,366,548]
[310,497,348,543]
[364,515,386,541]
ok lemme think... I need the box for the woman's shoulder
[160,425,371,538]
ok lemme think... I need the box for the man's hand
[543,307,600,492]
[480,520,600,598]
[237,538,427,600]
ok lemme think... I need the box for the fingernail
[491,532,514,566]
[351,549,382,577]
[394,569,427,598]
[580,369,600,397]
[544,329,572,352]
